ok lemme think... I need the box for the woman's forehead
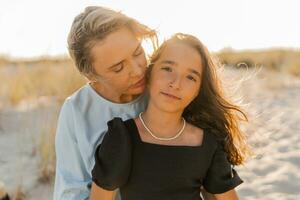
[91,28,141,69]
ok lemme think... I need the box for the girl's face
[90,27,147,97]
[149,42,203,113]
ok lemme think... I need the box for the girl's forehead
[157,42,202,68]
[160,42,193,57]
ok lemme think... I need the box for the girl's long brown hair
[148,33,250,165]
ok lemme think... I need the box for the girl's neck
[141,103,184,138]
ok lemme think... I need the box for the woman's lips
[131,77,145,88]
[160,92,181,100]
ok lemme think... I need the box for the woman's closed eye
[113,64,124,73]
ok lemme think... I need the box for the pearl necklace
[138,112,186,141]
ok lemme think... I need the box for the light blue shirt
[53,84,148,200]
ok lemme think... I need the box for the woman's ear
[87,72,103,84]
[85,72,96,82]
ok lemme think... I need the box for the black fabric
[91,118,132,190]
[202,141,243,194]
[92,118,243,200]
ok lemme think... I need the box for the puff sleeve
[91,118,132,191]
[203,140,243,194]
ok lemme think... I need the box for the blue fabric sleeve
[53,99,90,200]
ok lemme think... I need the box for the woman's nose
[130,60,144,77]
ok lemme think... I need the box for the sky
[0,0,299,58]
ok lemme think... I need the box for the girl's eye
[161,67,172,72]
[187,75,197,82]
[113,65,124,73]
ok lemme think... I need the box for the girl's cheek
[153,72,167,83]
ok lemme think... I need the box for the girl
[90,33,250,200]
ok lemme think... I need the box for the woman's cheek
[137,53,147,68]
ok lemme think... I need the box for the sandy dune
[228,68,300,200]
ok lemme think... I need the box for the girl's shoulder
[183,123,205,147]
[185,123,222,149]
[92,117,133,190]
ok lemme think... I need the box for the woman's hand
[89,182,116,200]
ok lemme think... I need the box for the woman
[90,33,250,200]
[53,6,157,200]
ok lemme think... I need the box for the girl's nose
[168,75,182,90]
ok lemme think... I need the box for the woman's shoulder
[66,83,90,102]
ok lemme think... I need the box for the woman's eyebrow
[132,43,142,54]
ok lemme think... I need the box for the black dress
[92,118,243,200]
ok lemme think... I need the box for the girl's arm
[89,182,116,200]
[201,187,239,200]
[214,189,239,200]
[201,188,217,200]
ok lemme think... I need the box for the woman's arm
[89,182,116,200]
[54,100,91,199]
[214,189,239,200]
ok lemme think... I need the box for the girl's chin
[151,101,183,113]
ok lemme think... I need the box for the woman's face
[90,27,147,97]
[149,42,203,113]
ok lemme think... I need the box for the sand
[0,67,299,199]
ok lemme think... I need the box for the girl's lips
[160,92,181,100]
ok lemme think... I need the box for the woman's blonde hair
[148,33,251,165]
[68,6,158,78]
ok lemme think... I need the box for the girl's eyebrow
[159,60,177,65]
[188,68,201,78]
[159,60,201,78]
